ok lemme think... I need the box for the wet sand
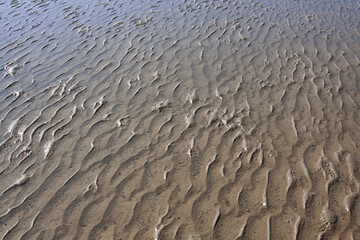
[0,0,360,239]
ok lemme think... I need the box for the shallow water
[0,0,360,239]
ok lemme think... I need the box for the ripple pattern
[0,0,360,239]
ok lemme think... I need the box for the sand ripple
[0,0,360,239]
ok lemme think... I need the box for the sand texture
[0,0,360,239]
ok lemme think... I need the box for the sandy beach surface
[0,0,360,239]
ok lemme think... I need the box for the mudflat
[0,0,359,239]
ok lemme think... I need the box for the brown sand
[0,0,360,239]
